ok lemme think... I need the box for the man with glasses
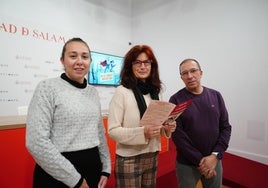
[169,58,232,188]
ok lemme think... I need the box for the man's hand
[198,154,218,179]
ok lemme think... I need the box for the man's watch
[212,152,223,160]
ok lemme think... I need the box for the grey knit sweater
[26,76,111,187]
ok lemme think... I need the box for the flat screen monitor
[88,51,124,86]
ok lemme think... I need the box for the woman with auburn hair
[108,45,176,188]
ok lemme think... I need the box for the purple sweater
[169,87,231,166]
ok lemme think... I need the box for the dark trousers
[33,147,102,188]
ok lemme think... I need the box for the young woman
[26,38,111,188]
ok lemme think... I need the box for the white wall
[131,0,268,164]
[0,0,132,115]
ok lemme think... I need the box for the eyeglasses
[180,68,200,77]
[132,59,152,67]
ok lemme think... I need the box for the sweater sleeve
[108,86,148,145]
[213,92,232,152]
[97,109,111,175]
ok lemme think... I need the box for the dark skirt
[33,147,102,188]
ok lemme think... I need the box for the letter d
[9,24,17,33]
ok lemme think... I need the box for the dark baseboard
[223,178,247,188]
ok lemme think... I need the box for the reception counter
[0,116,176,188]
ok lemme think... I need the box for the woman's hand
[98,175,108,188]
[163,121,176,132]
[160,121,177,138]
[79,179,89,188]
[144,125,162,139]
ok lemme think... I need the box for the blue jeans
[175,161,222,188]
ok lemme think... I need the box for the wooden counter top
[0,114,108,130]
[0,115,27,130]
